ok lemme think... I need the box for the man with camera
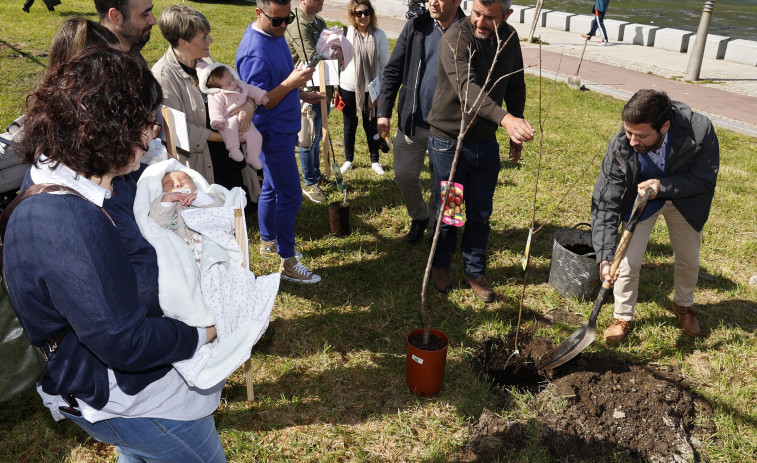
[377,0,466,245]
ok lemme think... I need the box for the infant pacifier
[172,186,192,194]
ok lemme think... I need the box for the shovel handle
[606,186,653,284]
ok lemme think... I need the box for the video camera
[404,0,427,19]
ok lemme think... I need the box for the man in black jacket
[377,0,465,245]
[592,89,719,342]
[426,0,534,302]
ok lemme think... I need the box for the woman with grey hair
[153,4,257,186]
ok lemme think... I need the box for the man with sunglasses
[377,0,466,246]
[236,0,326,284]
[285,0,343,204]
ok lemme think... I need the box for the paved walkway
[319,2,757,137]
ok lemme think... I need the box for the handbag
[0,183,113,402]
[296,101,317,148]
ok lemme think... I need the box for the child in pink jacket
[198,62,268,169]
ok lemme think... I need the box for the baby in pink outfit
[198,62,268,169]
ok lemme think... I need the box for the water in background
[519,0,757,42]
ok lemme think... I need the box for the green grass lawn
[1,1,756,462]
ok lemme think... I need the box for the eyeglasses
[259,9,296,27]
[353,9,371,18]
[149,120,163,138]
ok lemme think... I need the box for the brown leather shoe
[464,275,496,303]
[672,301,701,336]
[431,267,452,293]
[603,319,632,343]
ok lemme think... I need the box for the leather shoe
[603,318,632,343]
[431,267,452,293]
[464,274,495,302]
[404,218,428,245]
[671,301,701,336]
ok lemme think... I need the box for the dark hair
[347,0,377,31]
[18,48,162,178]
[257,0,291,11]
[206,66,230,89]
[94,0,131,20]
[48,18,120,72]
[622,89,673,132]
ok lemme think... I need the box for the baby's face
[162,171,196,194]
[218,71,237,91]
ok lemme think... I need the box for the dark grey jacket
[376,8,466,136]
[591,101,719,263]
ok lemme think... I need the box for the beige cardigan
[152,48,215,183]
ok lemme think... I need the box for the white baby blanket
[135,159,279,389]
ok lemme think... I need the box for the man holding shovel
[426,0,534,302]
[592,89,719,342]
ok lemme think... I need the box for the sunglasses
[353,9,371,17]
[259,9,296,27]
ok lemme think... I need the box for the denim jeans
[61,410,226,462]
[297,104,327,186]
[428,133,500,279]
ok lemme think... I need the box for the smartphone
[307,54,325,68]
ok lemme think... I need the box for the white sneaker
[340,161,353,174]
[371,162,385,175]
[280,256,321,284]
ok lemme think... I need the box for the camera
[404,0,427,19]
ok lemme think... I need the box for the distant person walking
[582,0,610,45]
[22,0,60,13]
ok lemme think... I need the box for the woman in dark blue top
[6,48,226,462]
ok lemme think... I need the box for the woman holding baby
[152,4,258,199]
[7,48,227,461]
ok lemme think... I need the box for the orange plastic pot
[405,328,449,396]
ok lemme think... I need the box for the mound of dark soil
[465,320,714,462]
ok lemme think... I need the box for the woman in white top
[338,0,390,176]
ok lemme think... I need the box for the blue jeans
[428,133,500,279]
[297,104,326,186]
[61,411,226,462]
[259,131,302,259]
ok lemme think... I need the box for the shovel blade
[539,324,596,370]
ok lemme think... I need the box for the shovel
[539,186,652,370]
[567,36,589,90]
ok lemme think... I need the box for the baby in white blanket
[136,160,280,389]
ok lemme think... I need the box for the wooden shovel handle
[603,186,653,289]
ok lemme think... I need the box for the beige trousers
[613,201,702,321]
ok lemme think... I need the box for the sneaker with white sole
[280,256,321,284]
[340,161,353,174]
[371,162,385,175]
[302,184,326,203]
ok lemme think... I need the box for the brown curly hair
[17,47,162,178]
[347,0,377,31]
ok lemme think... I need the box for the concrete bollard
[622,24,659,46]
[544,11,575,32]
[687,34,732,59]
[724,39,757,66]
[654,28,695,53]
